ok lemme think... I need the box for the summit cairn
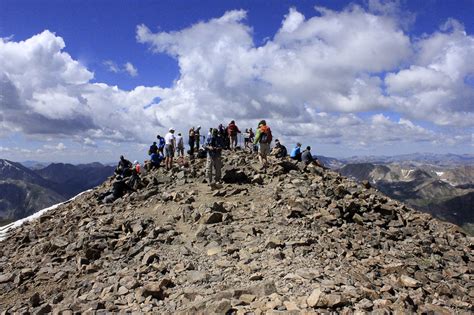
[0,151,472,313]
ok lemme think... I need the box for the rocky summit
[0,151,472,314]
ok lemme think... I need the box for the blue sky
[0,0,473,163]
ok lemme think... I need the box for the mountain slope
[0,180,64,220]
[0,159,114,223]
[0,152,471,313]
[338,162,473,232]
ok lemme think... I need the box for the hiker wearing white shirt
[164,128,176,170]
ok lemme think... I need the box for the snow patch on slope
[0,190,91,241]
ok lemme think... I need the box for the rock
[117,286,129,295]
[222,167,249,183]
[142,249,159,265]
[187,271,208,284]
[207,246,222,256]
[318,294,347,308]
[119,276,139,290]
[265,237,284,249]
[200,212,223,224]
[207,299,232,314]
[307,288,322,307]
[352,213,365,225]
[249,273,263,281]
[0,273,14,283]
[418,304,452,315]
[399,275,420,288]
[252,174,264,185]
[35,303,52,314]
[30,292,42,307]
[284,301,300,311]
[84,247,101,260]
[141,282,167,300]
[356,298,373,310]
[240,294,256,304]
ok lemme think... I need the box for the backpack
[260,126,272,144]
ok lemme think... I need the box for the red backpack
[259,125,272,143]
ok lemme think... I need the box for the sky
[0,0,473,163]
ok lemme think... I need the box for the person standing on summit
[253,120,272,168]
[205,128,225,187]
[164,128,176,170]
[188,127,196,156]
[176,133,184,157]
[195,126,202,150]
[227,120,241,150]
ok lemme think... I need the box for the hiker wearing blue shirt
[290,143,302,161]
[205,128,224,185]
[156,135,165,155]
[150,152,163,167]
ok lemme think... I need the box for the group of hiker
[99,119,323,203]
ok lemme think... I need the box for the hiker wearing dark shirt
[301,146,314,164]
[149,142,158,155]
[205,128,225,185]
[195,126,202,150]
[99,176,131,204]
[115,155,132,176]
[301,146,325,168]
[189,127,196,156]
[271,139,287,159]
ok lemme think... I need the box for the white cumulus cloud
[0,4,472,161]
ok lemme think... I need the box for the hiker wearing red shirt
[227,120,241,150]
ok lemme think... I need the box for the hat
[133,160,138,165]
[169,127,175,132]
[275,139,280,142]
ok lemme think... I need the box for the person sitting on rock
[290,143,302,161]
[132,160,139,172]
[205,128,225,187]
[144,152,163,171]
[98,175,132,204]
[127,168,142,191]
[115,155,133,177]
[148,141,158,155]
[301,146,325,168]
[271,139,287,159]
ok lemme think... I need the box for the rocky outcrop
[0,151,472,313]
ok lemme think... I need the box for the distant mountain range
[0,159,114,224]
[336,153,474,166]
[337,159,474,234]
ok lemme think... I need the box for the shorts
[259,142,270,157]
[165,144,174,157]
